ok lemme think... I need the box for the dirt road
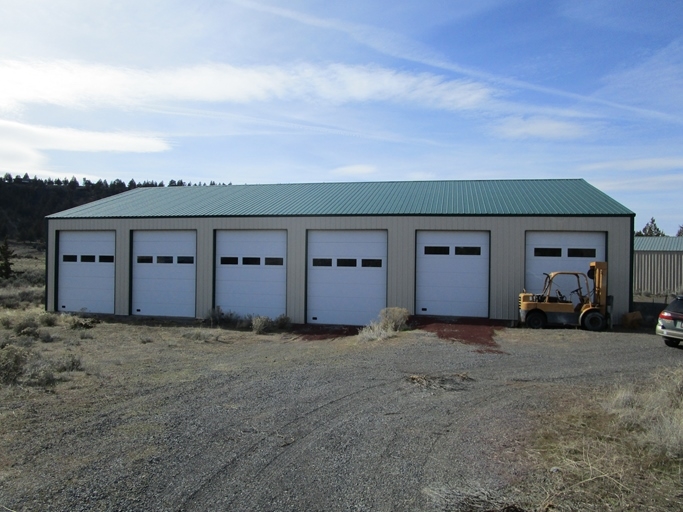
[0,320,677,511]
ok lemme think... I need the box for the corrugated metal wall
[633,252,683,295]
[47,215,633,323]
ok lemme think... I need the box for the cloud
[330,164,377,176]
[492,116,587,140]
[0,59,493,113]
[596,40,683,114]
[0,118,169,176]
[233,0,680,123]
[591,173,683,192]
[0,119,169,152]
[580,157,683,172]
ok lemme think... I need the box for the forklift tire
[525,310,547,329]
[582,311,605,331]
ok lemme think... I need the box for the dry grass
[522,369,683,511]
[359,307,411,342]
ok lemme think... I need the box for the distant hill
[0,174,222,241]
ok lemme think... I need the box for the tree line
[1,172,681,242]
[635,218,683,237]
[0,173,228,241]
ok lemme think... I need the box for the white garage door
[525,231,606,293]
[58,231,115,314]
[132,231,196,317]
[416,231,490,317]
[307,230,387,326]
[215,230,286,318]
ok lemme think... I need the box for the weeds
[252,316,272,334]
[204,309,291,332]
[379,307,410,331]
[23,359,56,387]
[54,354,83,372]
[359,308,411,342]
[0,344,83,387]
[274,314,291,330]
[38,312,58,327]
[65,315,97,330]
[13,316,38,337]
[605,366,683,458]
[0,344,28,384]
[527,367,683,510]
[38,329,55,343]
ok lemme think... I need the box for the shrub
[379,307,410,331]
[236,314,252,330]
[66,315,97,330]
[23,360,55,387]
[205,307,224,327]
[358,308,410,342]
[54,354,83,372]
[221,310,240,328]
[358,321,396,342]
[274,314,291,330]
[38,330,55,343]
[13,316,38,337]
[0,345,28,384]
[18,288,44,304]
[252,316,272,334]
[0,316,11,329]
[38,312,57,327]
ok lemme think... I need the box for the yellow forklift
[519,261,610,331]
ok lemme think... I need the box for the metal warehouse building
[633,236,683,297]
[46,179,635,325]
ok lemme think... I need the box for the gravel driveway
[0,322,677,511]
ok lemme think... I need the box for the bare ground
[1,310,680,512]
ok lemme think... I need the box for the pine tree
[636,217,666,236]
[0,238,15,279]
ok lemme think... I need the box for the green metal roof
[634,236,683,252]
[47,179,634,219]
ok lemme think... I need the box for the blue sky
[1,0,682,233]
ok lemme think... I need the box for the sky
[1,0,683,234]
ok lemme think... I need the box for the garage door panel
[133,231,196,317]
[134,265,195,277]
[416,231,489,318]
[58,231,115,314]
[418,300,486,317]
[307,230,387,325]
[525,232,605,293]
[218,267,283,281]
[418,270,484,289]
[215,230,287,318]
[309,286,386,300]
[311,297,382,311]
[309,271,385,287]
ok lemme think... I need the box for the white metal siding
[416,231,489,317]
[634,252,683,296]
[132,231,196,317]
[58,231,115,314]
[215,230,287,318]
[525,232,606,294]
[307,230,387,325]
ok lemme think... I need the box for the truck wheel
[526,311,546,329]
[582,311,605,331]
[664,338,680,348]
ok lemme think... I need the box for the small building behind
[633,236,683,297]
